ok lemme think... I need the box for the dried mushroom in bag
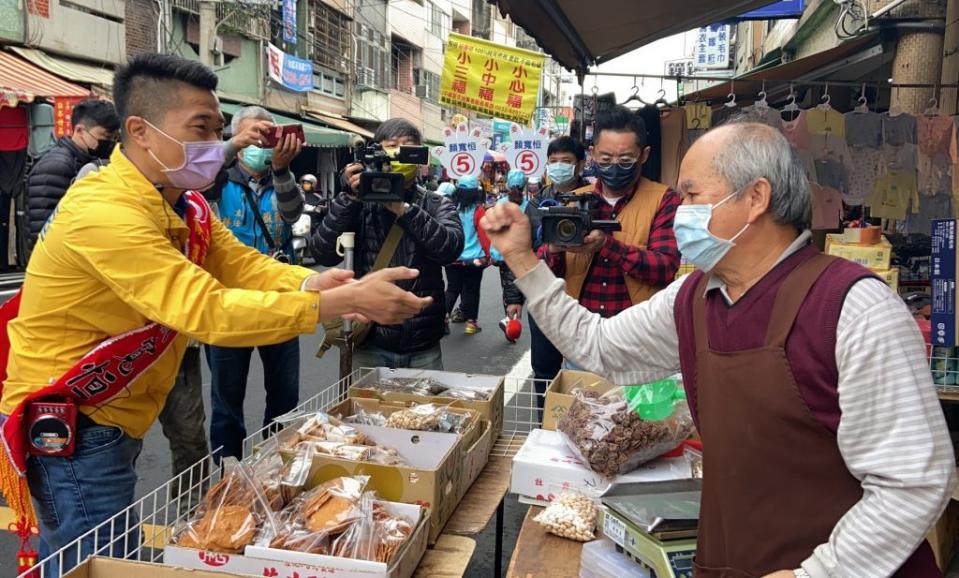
[174,458,278,553]
[557,380,694,477]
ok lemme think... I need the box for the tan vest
[564,178,668,305]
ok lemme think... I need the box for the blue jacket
[216,165,300,257]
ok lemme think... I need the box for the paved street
[0,266,534,577]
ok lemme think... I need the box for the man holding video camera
[206,104,305,460]
[312,119,464,370]
[538,106,680,340]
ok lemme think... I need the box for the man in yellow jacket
[0,53,429,571]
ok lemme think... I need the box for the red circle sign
[518,150,540,175]
[452,152,475,176]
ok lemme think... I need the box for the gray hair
[711,122,811,231]
[230,105,273,135]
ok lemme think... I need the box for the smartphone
[263,124,306,148]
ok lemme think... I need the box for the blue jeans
[353,342,443,370]
[27,419,142,577]
[207,337,300,460]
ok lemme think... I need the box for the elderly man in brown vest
[537,106,681,341]
[483,121,955,578]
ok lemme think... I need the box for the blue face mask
[242,145,274,174]
[674,191,749,272]
[546,162,576,186]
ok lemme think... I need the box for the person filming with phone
[206,104,306,460]
[312,118,464,370]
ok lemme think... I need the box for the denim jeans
[207,337,300,460]
[353,342,443,370]
[27,418,142,577]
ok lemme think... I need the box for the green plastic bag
[623,378,686,421]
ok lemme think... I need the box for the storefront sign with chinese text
[267,43,313,92]
[282,0,297,44]
[53,96,85,138]
[432,123,490,179]
[693,25,731,70]
[501,123,548,177]
[439,32,545,125]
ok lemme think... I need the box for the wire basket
[22,368,550,578]
[930,345,959,395]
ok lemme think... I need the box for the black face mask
[92,139,115,160]
[598,163,639,191]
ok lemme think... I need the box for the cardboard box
[164,502,429,578]
[932,220,958,346]
[874,267,899,293]
[510,429,692,502]
[350,368,505,438]
[281,413,492,543]
[825,234,893,270]
[927,498,959,571]
[65,557,251,578]
[542,370,616,430]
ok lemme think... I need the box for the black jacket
[311,188,464,353]
[27,137,93,246]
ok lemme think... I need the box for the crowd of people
[3,51,957,578]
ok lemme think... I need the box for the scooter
[291,191,328,264]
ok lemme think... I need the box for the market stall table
[506,506,584,578]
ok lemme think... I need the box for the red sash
[0,190,212,529]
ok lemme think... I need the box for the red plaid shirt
[538,180,681,318]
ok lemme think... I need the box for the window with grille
[355,20,390,89]
[414,68,440,102]
[427,2,449,38]
[313,2,350,73]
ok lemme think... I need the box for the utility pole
[198,0,216,66]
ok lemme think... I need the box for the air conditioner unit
[414,85,428,98]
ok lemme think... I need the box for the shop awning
[304,109,374,140]
[682,34,884,103]
[8,47,114,91]
[0,50,91,100]
[219,102,353,148]
[490,0,779,75]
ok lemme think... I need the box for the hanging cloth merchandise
[882,112,918,146]
[684,102,711,144]
[916,112,957,197]
[659,107,688,189]
[843,110,883,206]
[806,104,846,138]
[810,183,843,230]
[638,104,662,183]
[778,111,817,183]
[869,141,919,221]
[0,106,28,153]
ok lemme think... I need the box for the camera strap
[242,186,278,251]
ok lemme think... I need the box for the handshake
[303,267,431,326]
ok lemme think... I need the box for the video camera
[539,193,622,247]
[355,143,430,203]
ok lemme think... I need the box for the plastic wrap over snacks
[280,412,411,467]
[533,492,597,542]
[557,380,694,477]
[173,458,278,553]
[343,403,473,434]
[370,377,492,400]
[261,476,415,563]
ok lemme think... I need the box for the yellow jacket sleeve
[63,203,320,347]
[204,216,314,292]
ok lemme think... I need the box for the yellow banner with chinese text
[440,32,545,125]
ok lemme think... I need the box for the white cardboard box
[510,429,692,501]
[164,502,428,578]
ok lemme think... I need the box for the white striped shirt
[515,240,955,578]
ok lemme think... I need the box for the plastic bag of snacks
[533,492,597,542]
[557,379,694,477]
[329,492,416,563]
[174,458,278,553]
[262,476,369,554]
[375,377,449,396]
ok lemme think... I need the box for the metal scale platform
[599,479,701,578]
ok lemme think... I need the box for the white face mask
[674,190,749,272]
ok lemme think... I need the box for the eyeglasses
[594,158,638,171]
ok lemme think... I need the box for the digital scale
[599,479,701,578]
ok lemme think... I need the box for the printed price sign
[603,512,626,546]
[431,122,490,179]
[500,123,548,177]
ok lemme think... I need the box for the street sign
[432,123,490,179]
[500,124,549,177]
[735,0,805,20]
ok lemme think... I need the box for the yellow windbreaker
[1,148,321,438]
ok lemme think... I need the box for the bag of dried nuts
[533,492,597,542]
[557,379,694,478]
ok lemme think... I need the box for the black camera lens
[371,177,393,194]
[556,218,578,243]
